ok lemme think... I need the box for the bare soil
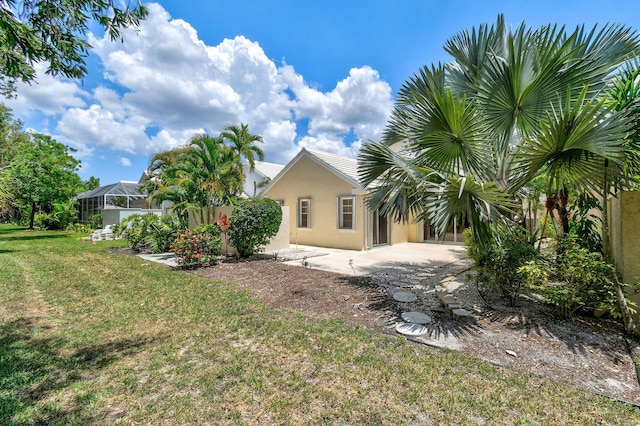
[193,257,640,406]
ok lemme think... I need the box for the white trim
[298,197,311,228]
[337,195,356,230]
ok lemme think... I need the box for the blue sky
[6,0,640,185]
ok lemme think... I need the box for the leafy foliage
[0,0,147,95]
[115,213,162,252]
[4,133,82,228]
[358,14,639,243]
[228,198,282,257]
[147,215,185,254]
[88,213,103,230]
[171,224,223,267]
[519,235,635,319]
[465,225,539,305]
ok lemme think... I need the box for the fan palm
[359,15,639,244]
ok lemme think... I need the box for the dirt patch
[193,257,640,405]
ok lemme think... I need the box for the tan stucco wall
[610,192,640,284]
[264,155,368,250]
[609,191,640,334]
[391,220,420,244]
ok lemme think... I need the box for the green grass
[0,224,638,424]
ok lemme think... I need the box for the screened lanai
[75,181,148,223]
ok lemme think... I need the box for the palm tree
[221,123,265,175]
[358,15,639,245]
[144,135,244,224]
[184,133,243,207]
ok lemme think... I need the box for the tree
[82,176,100,192]
[358,15,640,335]
[144,134,244,224]
[0,0,148,95]
[358,15,639,246]
[221,123,265,174]
[6,133,82,229]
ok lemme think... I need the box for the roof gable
[259,148,363,196]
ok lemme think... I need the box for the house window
[298,198,311,228]
[338,196,355,229]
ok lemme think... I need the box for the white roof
[252,161,284,179]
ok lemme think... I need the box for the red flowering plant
[215,212,230,254]
[171,223,223,268]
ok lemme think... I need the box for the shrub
[465,224,538,305]
[66,222,93,233]
[33,213,56,230]
[228,198,282,257]
[171,224,223,267]
[115,213,161,251]
[519,234,635,319]
[147,214,185,254]
[89,213,103,229]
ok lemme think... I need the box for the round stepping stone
[401,311,432,324]
[395,322,428,336]
[393,291,417,302]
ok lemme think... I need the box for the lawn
[0,225,638,425]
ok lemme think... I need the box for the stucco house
[260,148,424,250]
[242,161,284,198]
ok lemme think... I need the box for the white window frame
[298,198,311,228]
[338,195,356,230]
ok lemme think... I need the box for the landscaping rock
[401,311,432,324]
[393,291,418,302]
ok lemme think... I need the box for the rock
[506,350,517,357]
[401,311,432,324]
[393,291,418,302]
[451,308,475,322]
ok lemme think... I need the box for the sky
[6,0,640,185]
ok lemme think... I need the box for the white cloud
[11,2,394,172]
[120,157,132,167]
[5,63,89,116]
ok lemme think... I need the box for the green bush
[519,235,633,319]
[33,213,56,230]
[464,225,538,305]
[228,198,282,257]
[115,213,162,251]
[171,224,223,267]
[147,214,185,254]
[65,222,93,233]
[89,213,103,229]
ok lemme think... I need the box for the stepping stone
[401,311,432,324]
[393,291,417,302]
[395,322,428,336]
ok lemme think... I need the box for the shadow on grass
[0,317,162,424]
[0,234,68,242]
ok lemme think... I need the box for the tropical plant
[52,199,78,230]
[358,15,640,333]
[115,213,162,252]
[358,15,639,247]
[171,224,223,267]
[146,214,185,254]
[88,213,103,230]
[228,198,282,257]
[465,225,539,305]
[519,235,636,319]
[221,123,265,174]
[143,134,244,225]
